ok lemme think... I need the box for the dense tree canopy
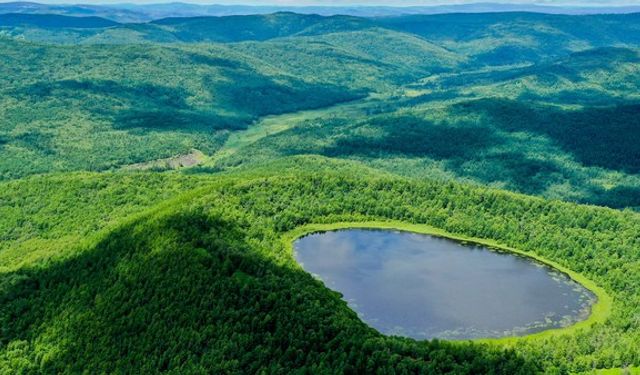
[1,157,639,373]
[1,10,640,374]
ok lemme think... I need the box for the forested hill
[150,13,373,42]
[3,11,640,49]
[2,1,640,22]
[1,11,639,210]
[0,13,118,28]
[0,26,458,179]
[1,159,639,373]
[2,8,640,375]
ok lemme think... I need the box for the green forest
[1,7,640,374]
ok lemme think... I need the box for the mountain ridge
[1,1,640,23]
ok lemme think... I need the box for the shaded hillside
[454,99,640,173]
[231,29,463,88]
[380,13,640,65]
[1,11,640,212]
[211,54,640,209]
[413,47,640,100]
[1,165,639,372]
[0,37,372,179]
[0,28,460,179]
[2,11,640,56]
[151,12,373,42]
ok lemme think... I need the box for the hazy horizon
[10,0,640,8]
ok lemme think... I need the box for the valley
[207,92,381,166]
[1,6,640,374]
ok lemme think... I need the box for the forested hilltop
[1,8,640,374]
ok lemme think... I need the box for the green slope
[1,159,639,372]
[0,12,374,44]
[3,11,640,59]
[1,12,640,371]
[151,12,373,42]
[208,44,640,209]
[0,25,470,180]
[379,12,640,65]
[2,12,640,210]
[0,13,119,28]
[0,36,381,179]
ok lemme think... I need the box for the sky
[20,0,640,6]
[21,0,640,5]
[193,0,640,4]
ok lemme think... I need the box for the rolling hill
[0,36,368,178]
[2,9,640,375]
[1,158,639,373]
[2,12,640,210]
[0,24,464,179]
[0,13,118,28]
[2,1,640,22]
[150,12,373,42]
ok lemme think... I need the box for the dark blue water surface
[294,229,595,340]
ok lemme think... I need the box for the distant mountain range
[0,12,118,27]
[1,1,640,22]
[3,11,640,49]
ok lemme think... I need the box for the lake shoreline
[283,220,613,345]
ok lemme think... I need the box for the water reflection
[294,229,595,340]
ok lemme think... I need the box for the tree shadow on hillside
[322,115,502,160]
[415,47,640,105]
[186,52,249,69]
[240,109,640,207]
[584,184,640,209]
[0,208,356,372]
[515,89,634,106]
[0,203,534,373]
[203,72,366,119]
[471,45,543,66]
[15,79,190,109]
[10,131,56,155]
[256,115,565,197]
[448,152,565,196]
[12,79,250,133]
[14,61,365,136]
[453,98,640,174]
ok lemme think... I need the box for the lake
[294,228,595,340]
